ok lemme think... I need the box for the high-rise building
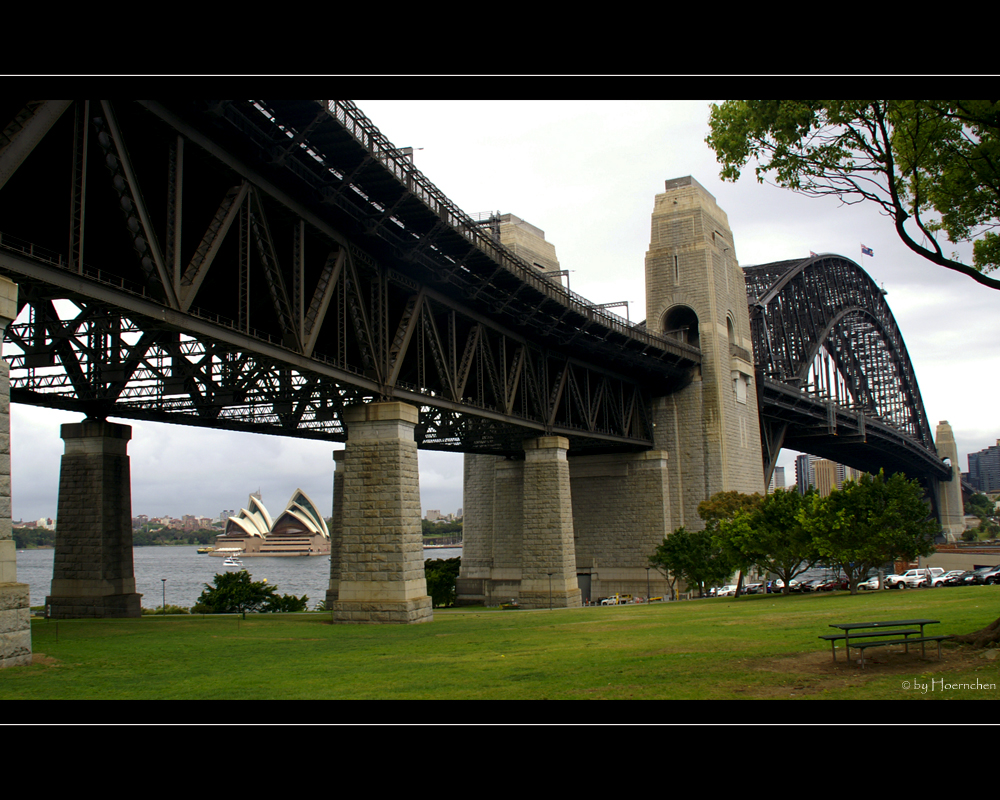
[795,454,861,496]
[968,440,1000,493]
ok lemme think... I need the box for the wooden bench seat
[818,630,920,661]
[847,635,954,667]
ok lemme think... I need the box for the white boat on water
[223,555,244,567]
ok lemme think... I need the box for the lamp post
[161,578,166,613]
[547,572,554,610]
[646,567,650,602]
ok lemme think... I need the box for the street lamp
[646,567,650,602]
[161,578,166,613]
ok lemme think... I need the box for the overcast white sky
[9,99,1000,523]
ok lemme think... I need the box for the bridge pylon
[933,421,966,542]
[644,176,765,527]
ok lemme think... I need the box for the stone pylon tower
[644,176,764,529]
[933,420,966,542]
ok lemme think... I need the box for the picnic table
[820,619,952,668]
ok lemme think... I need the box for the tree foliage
[706,100,1000,290]
[698,490,762,596]
[800,470,937,594]
[717,488,820,595]
[192,570,308,617]
[649,527,736,598]
[425,557,461,607]
[966,492,996,522]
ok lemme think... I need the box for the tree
[425,557,461,607]
[800,471,937,594]
[192,570,308,617]
[706,100,1000,290]
[966,492,996,522]
[717,488,821,595]
[697,491,762,597]
[649,527,736,599]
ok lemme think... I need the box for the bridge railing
[321,101,699,361]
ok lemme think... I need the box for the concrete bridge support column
[456,454,524,606]
[0,277,30,667]
[331,402,432,624]
[46,420,142,619]
[325,449,344,608]
[518,436,581,609]
[570,451,672,602]
[933,420,966,542]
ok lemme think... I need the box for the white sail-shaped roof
[223,489,328,540]
[282,488,330,539]
[225,493,273,537]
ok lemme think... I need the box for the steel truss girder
[0,99,663,455]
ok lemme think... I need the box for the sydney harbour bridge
[0,100,964,646]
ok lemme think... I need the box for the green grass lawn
[3,587,998,704]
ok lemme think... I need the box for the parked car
[799,578,825,593]
[886,568,944,588]
[815,577,849,592]
[944,570,975,586]
[858,576,882,590]
[716,585,738,597]
[931,570,967,587]
[601,594,631,605]
[962,567,996,585]
[977,565,1000,585]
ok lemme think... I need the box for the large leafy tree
[800,470,937,594]
[717,488,821,595]
[706,100,1000,290]
[697,491,762,597]
[649,527,736,599]
[425,557,461,607]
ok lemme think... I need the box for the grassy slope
[3,587,998,707]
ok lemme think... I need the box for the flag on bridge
[861,244,874,257]
[809,251,818,257]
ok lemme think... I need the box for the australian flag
[861,244,874,257]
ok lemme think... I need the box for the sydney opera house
[212,489,331,557]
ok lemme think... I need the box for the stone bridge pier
[46,419,142,618]
[0,277,30,667]
[328,402,432,624]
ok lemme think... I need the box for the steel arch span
[744,254,949,486]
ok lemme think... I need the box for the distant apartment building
[795,454,861,497]
[968,440,1000,493]
[767,466,785,493]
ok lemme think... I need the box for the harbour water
[14,545,462,611]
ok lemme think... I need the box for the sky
[8,99,1000,523]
